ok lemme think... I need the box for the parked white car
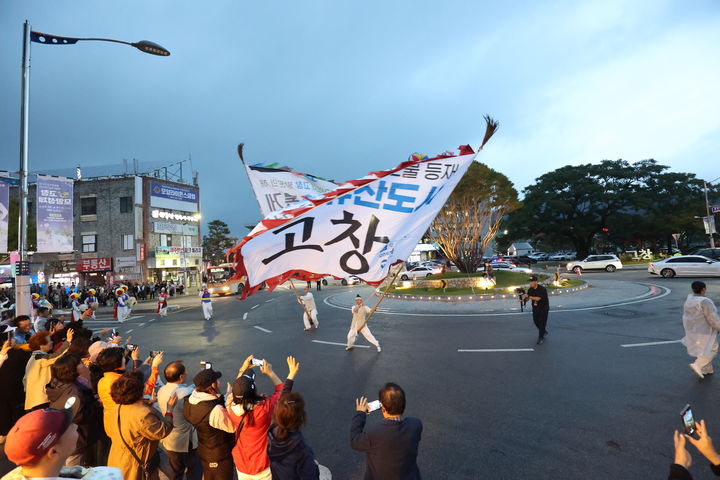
[648,256,720,278]
[399,266,442,280]
[322,275,362,286]
[528,252,548,261]
[566,254,623,273]
[479,262,533,274]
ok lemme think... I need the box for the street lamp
[15,20,170,316]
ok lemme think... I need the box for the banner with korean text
[230,145,481,298]
[36,175,74,253]
[239,146,338,217]
[0,176,10,253]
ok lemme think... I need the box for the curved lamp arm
[30,31,170,56]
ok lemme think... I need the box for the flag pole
[289,279,315,327]
[364,264,403,326]
[237,143,265,219]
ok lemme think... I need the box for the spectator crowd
[0,305,423,480]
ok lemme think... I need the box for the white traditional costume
[157,289,168,317]
[346,297,380,352]
[200,286,213,320]
[70,293,82,322]
[116,288,131,323]
[299,291,318,330]
[682,293,720,377]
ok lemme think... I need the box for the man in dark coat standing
[351,382,422,480]
[525,275,550,344]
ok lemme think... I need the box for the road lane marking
[243,313,248,320]
[251,305,259,310]
[312,340,370,348]
[149,319,155,322]
[126,329,133,333]
[265,299,273,303]
[621,340,682,348]
[254,326,272,333]
[138,323,146,327]
[458,348,535,352]
[323,284,671,317]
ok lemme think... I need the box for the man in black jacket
[351,382,422,479]
[525,276,550,345]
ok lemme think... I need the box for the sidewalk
[324,278,659,315]
[55,293,199,316]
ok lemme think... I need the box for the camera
[514,287,528,312]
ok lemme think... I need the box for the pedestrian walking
[682,281,720,380]
[524,276,549,345]
[346,295,381,352]
[315,280,322,291]
[298,287,318,331]
[200,285,213,321]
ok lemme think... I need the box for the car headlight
[223,286,230,291]
[209,288,214,293]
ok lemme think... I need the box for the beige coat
[107,402,173,480]
[22,341,69,410]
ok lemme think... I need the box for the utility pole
[704,181,716,248]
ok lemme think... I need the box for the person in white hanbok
[346,295,381,352]
[298,287,318,331]
[682,281,720,379]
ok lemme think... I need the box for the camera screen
[683,409,694,433]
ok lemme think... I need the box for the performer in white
[85,289,99,320]
[69,293,82,322]
[298,287,318,331]
[116,287,131,323]
[346,295,380,352]
[200,284,213,320]
[157,287,168,317]
[683,281,720,379]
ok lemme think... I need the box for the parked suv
[566,254,623,273]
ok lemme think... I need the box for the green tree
[505,159,664,258]
[428,161,520,273]
[202,220,235,265]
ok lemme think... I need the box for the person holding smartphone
[671,419,720,479]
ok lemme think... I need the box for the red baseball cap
[5,408,73,466]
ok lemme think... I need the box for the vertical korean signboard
[0,178,9,253]
[36,175,74,253]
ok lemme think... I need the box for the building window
[172,259,178,266]
[181,235,193,248]
[160,234,172,247]
[120,197,132,213]
[80,197,97,215]
[82,235,97,253]
[122,234,133,250]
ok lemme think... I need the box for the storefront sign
[115,256,137,270]
[138,244,146,262]
[77,257,112,272]
[36,175,74,253]
[152,221,199,235]
[149,181,199,212]
[151,210,200,223]
[155,246,203,257]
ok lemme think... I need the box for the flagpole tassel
[480,115,499,150]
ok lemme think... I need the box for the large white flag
[239,145,338,217]
[230,144,481,297]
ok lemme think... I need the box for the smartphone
[680,404,695,435]
[201,361,212,370]
[126,344,137,351]
[367,400,382,413]
[150,351,161,357]
[251,358,265,367]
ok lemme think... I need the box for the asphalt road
[4,270,720,479]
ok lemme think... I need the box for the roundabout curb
[373,281,589,302]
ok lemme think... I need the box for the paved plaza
[3,270,720,479]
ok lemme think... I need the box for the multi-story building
[26,174,202,289]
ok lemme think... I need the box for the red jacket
[228,380,292,474]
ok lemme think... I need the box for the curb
[373,282,589,302]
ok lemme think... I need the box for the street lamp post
[15,20,169,316]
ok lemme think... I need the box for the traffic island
[377,271,587,302]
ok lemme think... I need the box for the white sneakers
[377,345,382,352]
[690,363,705,380]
